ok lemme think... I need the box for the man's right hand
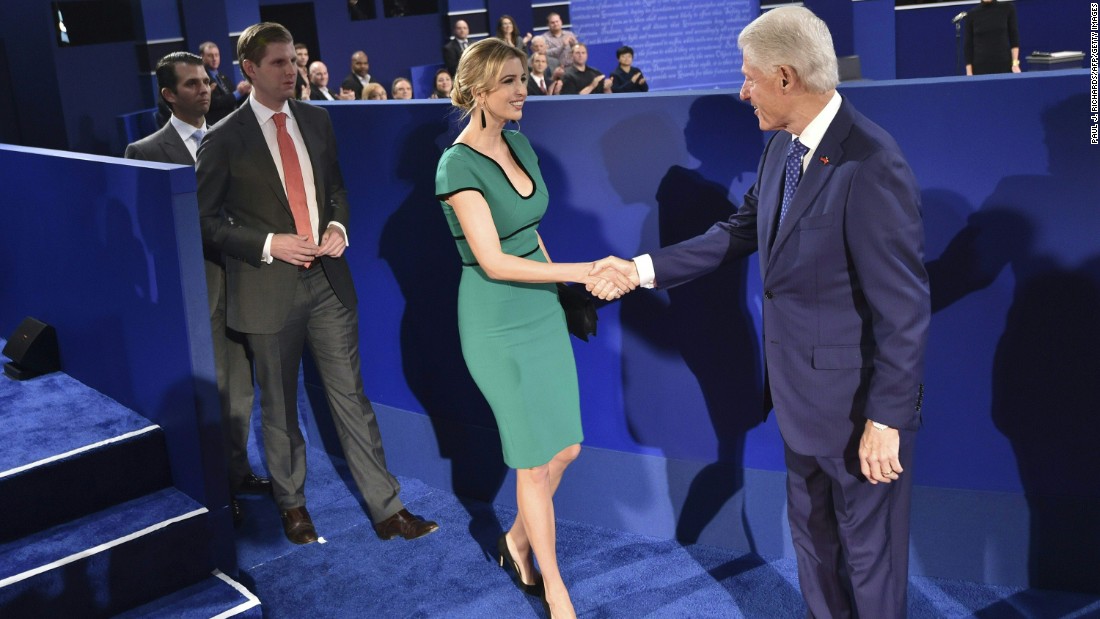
[270,233,319,266]
[588,256,640,292]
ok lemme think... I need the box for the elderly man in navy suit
[125,52,269,526]
[594,7,929,617]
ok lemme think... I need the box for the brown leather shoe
[374,509,439,541]
[281,506,319,544]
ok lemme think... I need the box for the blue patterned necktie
[778,137,809,228]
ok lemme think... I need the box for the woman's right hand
[582,260,637,300]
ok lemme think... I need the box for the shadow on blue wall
[377,115,511,540]
[925,93,1100,595]
[608,96,768,545]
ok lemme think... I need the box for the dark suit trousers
[246,265,403,522]
[206,260,257,488]
[784,435,914,619]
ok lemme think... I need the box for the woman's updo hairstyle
[451,37,528,122]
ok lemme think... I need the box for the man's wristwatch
[871,421,890,431]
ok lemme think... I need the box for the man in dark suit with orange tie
[196,22,438,545]
[125,52,268,526]
[593,8,929,617]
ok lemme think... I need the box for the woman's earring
[480,107,486,129]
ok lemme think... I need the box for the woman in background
[429,67,453,99]
[496,14,532,50]
[435,38,631,619]
[965,0,1020,75]
[361,83,387,100]
[608,45,649,93]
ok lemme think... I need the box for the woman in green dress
[435,38,633,618]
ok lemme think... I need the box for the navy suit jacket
[196,99,357,335]
[650,97,929,457]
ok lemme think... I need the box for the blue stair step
[114,570,262,619]
[0,487,212,618]
[0,372,171,542]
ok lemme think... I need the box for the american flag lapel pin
[819,155,830,166]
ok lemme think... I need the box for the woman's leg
[511,444,580,617]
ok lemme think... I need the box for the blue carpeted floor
[0,371,155,474]
[230,449,1100,618]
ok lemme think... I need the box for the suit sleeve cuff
[634,254,656,289]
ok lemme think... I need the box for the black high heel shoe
[497,534,544,597]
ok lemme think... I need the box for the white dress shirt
[247,95,348,262]
[169,115,209,163]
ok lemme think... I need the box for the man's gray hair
[737,6,838,94]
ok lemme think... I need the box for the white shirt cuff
[634,254,656,289]
[262,233,274,264]
[328,222,349,246]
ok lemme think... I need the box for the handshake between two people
[583,256,641,301]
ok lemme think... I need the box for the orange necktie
[272,112,313,267]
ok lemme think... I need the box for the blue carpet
[234,449,1100,618]
[114,571,262,619]
[0,369,156,474]
[0,488,202,579]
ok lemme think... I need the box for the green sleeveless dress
[435,131,583,468]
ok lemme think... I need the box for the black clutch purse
[556,283,598,341]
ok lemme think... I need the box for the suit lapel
[766,100,853,268]
[157,124,194,165]
[757,133,787,268]
[235,102,292,214]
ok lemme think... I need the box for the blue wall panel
[314,72,1100,590]
[0,146,235,571]
[320,69,1098,501]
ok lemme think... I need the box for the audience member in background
[527,52,560,96]
[528,36,562,82]
[392,77,413,99]
[341,51,372,99]
[443,19,471,76]
[125,52,269,527]
[294,43,310,100]
[608,45,648,93]
[362,83,388,100]
[197,21,438,547]
[309,61,355,101]
[200,41,251,125]
[543,13,577,70]
[559,43,604,95]
[965,0,1020,75]
[429,67,453,99]
[496,14,531,49]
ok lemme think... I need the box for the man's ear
[160,87,176,105]
[241,59,254,81]
[779,65,795,89]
